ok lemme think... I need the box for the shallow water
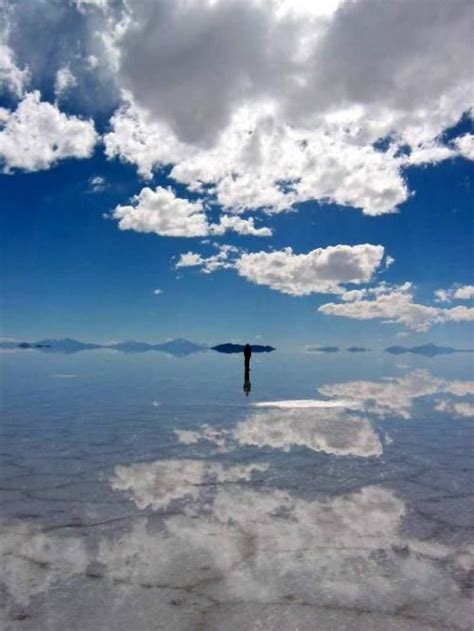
[1,349,473,630]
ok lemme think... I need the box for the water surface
[1,349,473,630]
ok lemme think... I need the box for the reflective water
[1,349,473,630]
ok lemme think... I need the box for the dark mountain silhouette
[385,343,473,357]
[1,338,211,357]
[212,343,275,354]
[154,339,208,356]
[347,347,369,352]
[34,338,103,353]
[306,346,339,353]
[0,341,20,349]
[110,339,207,355]
[109,340,157,353]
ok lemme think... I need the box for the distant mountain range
[0,337,208,356]
[385,343,474,357]
[306,346,369,353]
[347,347,369,353]
[109,339,207,356]
[4,339,471,358]
[304,343,473,356]
[306,346,340,353]
[1,338,275,357]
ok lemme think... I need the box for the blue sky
[1,0,473,348]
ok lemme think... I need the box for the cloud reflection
[234,408,383,457]
[111,460,269,511]
[175,404,382,458]
[105,460,473,627]
[319,370,474,419]
[2,459,473,629]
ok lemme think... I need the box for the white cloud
[444,305,474,323]
[175,251,206,268]
[434,289,451,303]
[112,186,272,238]
[454,285,474,300]
[320,282,474,331]
[455,134,474,161]
[100,0,472,216]
[0,41,29,97]
[174,243,386,292]
[320,283,440,331]
[88,175,107,192]
[74,0,109,11]
[54,66,77,99]
[153,288,163,295]
[0,91,97,172]
[435,284,474,302]
[235,244,385,296]
[105,94,409,217]
[175,244,239,274]
[211,214,272,237]
[175,243,386,292]
[112,186,209,238]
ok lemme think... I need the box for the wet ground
[1,349,473,630]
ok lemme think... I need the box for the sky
[0,0,473,348]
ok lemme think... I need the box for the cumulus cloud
[320,282,474,331]
[112,186,209,238]
[112,186,273,238]
[105,96,409,216]
[0,41,29,97]
[0,91,97,172]
[1,0,472,218]
[54,66,77,99]
[235,244,385,295]
[99,0,473,217]
[175,244,239,274]
[211,214,272,237]
[444,305,474,323]
[174,243,386,292]
[455,134,474,161]
[435,284,474,302]
[453,285,474,300]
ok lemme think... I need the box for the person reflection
[243,343,252,396]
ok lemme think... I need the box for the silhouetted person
[243,366,251,396]
[244,343,252,371]
[243,343,252,396]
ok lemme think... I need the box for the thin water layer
[0,350,473,630]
